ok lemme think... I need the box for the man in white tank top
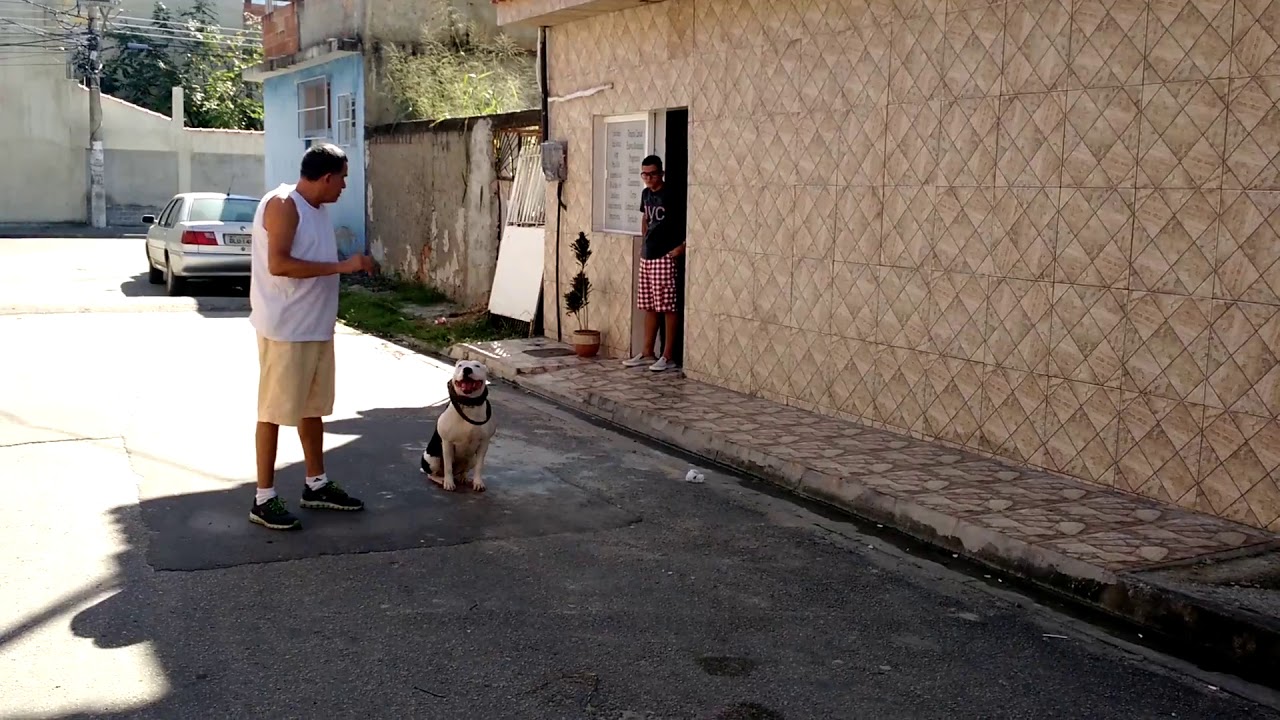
[248,143,376,530]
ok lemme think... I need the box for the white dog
[421,360,496,492]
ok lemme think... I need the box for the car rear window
[188,198,258,223]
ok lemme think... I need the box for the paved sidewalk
[451,339,1280,687]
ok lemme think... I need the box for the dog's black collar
[448,382,492,426]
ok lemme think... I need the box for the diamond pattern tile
[1131,189,1219,297]
[1050,284,1128,386]
[998,91,1066,187]
[792,187,836,259]
[1063,86,1142,187]
[791,257,834,332]
[794,112,844,185]
[1217,191,1280,303]
[1199,409,1280,530]
[875,346,936,432]
[980,366,1050,465]
[1145,0,1233,82]
[883,185,938,268]
[1117,392,1207,507]
[1232,0,1280,77]
[939,98,999,186]
[1044,379,1123,485]
[1205,298,1280,418]
[842,18,894,106]
[1070,0,1148,88]
[1138,80,1228,189]
[891,10,947,103]
[933,186,994,274]
[988,278,1053,373]
[685,310,720,378]
[1056,188,1135,288]
[878,266,936,350]
[830,261,880,341]
[922,357,986,446]
[752,254,793,325]
[1225,76,1280,190]
[927,271,990,361]
[825,337,882,418]
[835,186,883,264]
[942,5,1004,98]
[992,187,1059,280]
[886,101,942,186]
[1124,291,1212,402]
[841,104,887,187]
[1004,0,1072,95]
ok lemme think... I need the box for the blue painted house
[245,0,533,260]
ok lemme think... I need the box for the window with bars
[297,76,329,140]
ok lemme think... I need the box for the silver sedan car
[144,192,260,296]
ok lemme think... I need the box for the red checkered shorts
[637,255,679,313]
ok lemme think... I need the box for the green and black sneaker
[300,481,365,511]
[250,496,302,530]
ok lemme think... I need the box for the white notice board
[601,115,649,235]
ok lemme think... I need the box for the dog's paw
[441,476,457,492]
[471,476,486,493]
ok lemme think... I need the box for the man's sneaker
[249,497,301,530]
[622,354,655,368]
[300,481,365,511]
[649,357,679,372]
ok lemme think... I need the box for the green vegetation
[380,10,537,121]
[103,0,264,131]
[337,280,526,352]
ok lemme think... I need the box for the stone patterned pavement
[518,361,1278,574]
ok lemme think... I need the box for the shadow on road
[45,403,638,718]
[119,272,251,318]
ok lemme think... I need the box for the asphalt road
[1,236,1277,720]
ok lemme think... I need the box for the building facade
[496,0,1280,532]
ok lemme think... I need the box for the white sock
[306,473,329,490]
[255,488,277,505]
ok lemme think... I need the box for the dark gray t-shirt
[640,186,684,260]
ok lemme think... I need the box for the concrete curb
[496,364,1280,691]
[0,224,147,239]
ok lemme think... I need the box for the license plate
[224,234,250,245]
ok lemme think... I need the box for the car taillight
[181,230,218,246]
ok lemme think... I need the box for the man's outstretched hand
[340,254,378,275]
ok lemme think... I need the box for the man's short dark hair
[300,143,347,180]
[641,155,663,171]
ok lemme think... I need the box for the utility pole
[85,3,106,228]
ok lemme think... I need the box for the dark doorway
[657,107,688,367]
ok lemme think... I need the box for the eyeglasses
[640,171,661,178]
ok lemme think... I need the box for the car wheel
[164,254,185,296]
[147,250,163,284]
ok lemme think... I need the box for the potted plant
[564,231,600,358]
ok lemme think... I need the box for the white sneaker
[622,354,655,368]
[649,357,678,372]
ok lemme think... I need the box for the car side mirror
[142,215,156,224]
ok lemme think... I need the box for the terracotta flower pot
[572,329,601,358]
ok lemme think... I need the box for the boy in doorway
[623,154,685,372]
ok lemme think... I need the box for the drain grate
[524,348,576,358]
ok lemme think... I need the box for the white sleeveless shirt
[249,183,341,342]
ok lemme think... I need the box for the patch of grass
[338,282,526,353]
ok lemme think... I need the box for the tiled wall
[541,0,1280,531]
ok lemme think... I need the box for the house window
[593,113,654,236]
[335,93,356,147]
[297,76,330,140]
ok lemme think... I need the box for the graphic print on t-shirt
[640,187,683,260]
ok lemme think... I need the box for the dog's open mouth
[455,377,485,395]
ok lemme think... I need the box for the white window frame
[592,112,656,237]
[297,76,330,140]
[335,92,356,147]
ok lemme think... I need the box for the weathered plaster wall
[366,111,538,306]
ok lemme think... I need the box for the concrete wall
[262,52,365,257]
[535,0,1280,531]
[365,110,538,306]
[0,66,264,224]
